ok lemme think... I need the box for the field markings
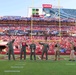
[65,63,75,65]
[4,70,20,72]
[15,64,25,66]
[3,60,26,73]
[11,66,24,68]
[15,62,26,66]
[16,61,25,63]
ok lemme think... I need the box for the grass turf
[0,55,76,75]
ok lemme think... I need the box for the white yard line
[11,66,23,68]
[4,70,20,72]
[15,64,25,65]
[65,63,75,65]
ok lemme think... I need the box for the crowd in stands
[0,24,76,54]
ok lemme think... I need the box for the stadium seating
[43,8,76,18]
[0,24,76,55]
[0,7,76,55]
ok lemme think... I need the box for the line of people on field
[6,37,76,61]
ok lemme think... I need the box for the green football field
[0,55,76,75]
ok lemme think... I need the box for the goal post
[30,0,62,42]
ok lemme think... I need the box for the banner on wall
[42,4,52,8]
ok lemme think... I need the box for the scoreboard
[28,7,42,17]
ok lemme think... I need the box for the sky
[0,0,76,17]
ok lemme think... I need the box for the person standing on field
[6,37,15,60]
[30,40,36,60]
[39,40,49,60]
